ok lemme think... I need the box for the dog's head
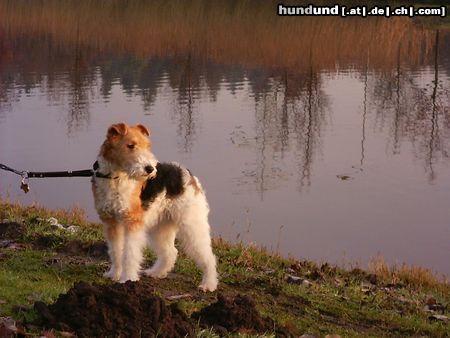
[100,122,157,180]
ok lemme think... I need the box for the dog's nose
[144,165,154,174]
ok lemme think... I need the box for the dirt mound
[0,222,25,240]
[57,239,108,259]
[192,293,292,336]
[34,281,194,338]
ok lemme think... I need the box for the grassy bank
[0,199,449,337]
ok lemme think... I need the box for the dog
[91,122,218,292]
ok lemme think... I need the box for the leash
[0,161,114,193]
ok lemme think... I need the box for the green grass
[0,200,449,337]
[0,250,104,313]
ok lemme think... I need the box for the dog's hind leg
[144,223,178,279]
[103,223,124,281]
[119,225,147,282]
[178,208,218,292]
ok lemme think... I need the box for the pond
[0,1,449,275]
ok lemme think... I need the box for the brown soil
[31,235,108,260]
[33,282,293,337]
[192,293,293,336]
[34,281,194,338]
[0,222,25,240]
[57,239,108,260]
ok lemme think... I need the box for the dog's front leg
[119,224,147,283]
[103,223,124,281]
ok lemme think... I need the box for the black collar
[92,161,118,179]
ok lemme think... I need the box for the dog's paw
[198,280,218,292]
[103,268,121,281]
[118,273,140,283]
[143,267,168,279]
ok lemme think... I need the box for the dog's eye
[127,144,136,150]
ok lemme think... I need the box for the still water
[0,2,449,275]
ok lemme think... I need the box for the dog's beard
[123,154,158,180]
[126,165,153,180]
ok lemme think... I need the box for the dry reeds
[0,196,90,227]
[368,255,449,292]
[0,0,437,73]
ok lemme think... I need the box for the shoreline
[0,199,449,336]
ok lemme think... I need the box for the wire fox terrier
[91,123,218,292]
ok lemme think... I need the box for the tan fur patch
[103,221,119,238]
[189,175,203,195]
[100,123,152,166]
[124,182,146,231]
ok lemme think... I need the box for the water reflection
[247,67,328,192]
[370,30,450,181]
[3,32,448,181]
[1,1,450,274]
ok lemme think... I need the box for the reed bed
[369,255,449,292]
[0,0,437,72]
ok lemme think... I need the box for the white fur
[103,224,124,281]
[121,227,148,282]
[93,156,218,292]
[125,153,158,179]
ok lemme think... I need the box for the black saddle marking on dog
[140,162,185,208]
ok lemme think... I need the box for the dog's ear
[136,124,150,137]
[107,123,128,138]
